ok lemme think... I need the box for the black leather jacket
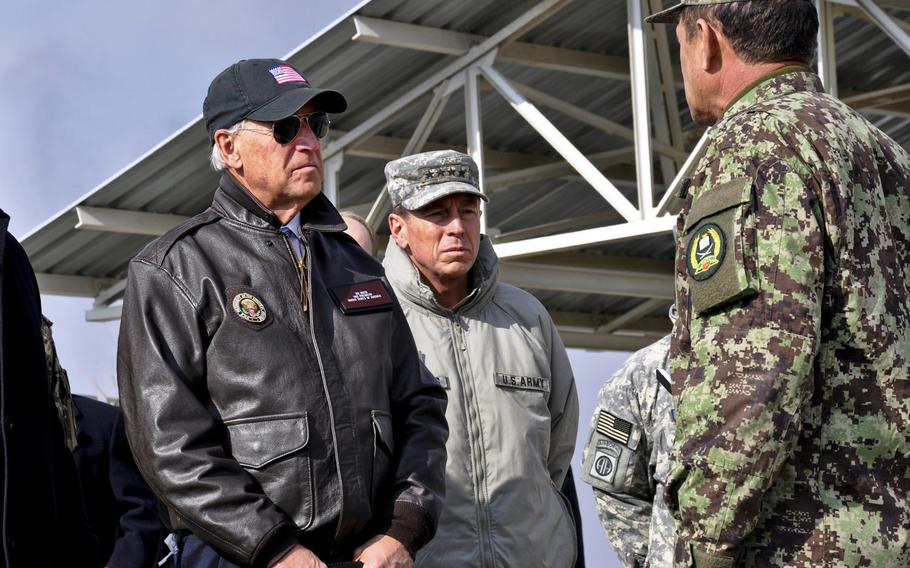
[117,173,448,567]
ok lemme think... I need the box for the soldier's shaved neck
[676,17,803,125]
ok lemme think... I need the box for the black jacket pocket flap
[226,413,309,469]
[371,410,395,455]
[683,177,752,234]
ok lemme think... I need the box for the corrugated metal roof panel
[20,0,910,349]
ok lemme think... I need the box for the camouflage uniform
[384,148,488,211]
[582,334,675,568]
[41,316,78,451]
[668,66,910,567]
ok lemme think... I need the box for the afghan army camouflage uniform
[668,65,910,567]
[41,316,78,451]
[582,334,675,568]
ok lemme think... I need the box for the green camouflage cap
[645,0,751,24]
[385,149,489,211]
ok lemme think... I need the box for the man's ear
[213,129,243,170]
[696,18,722,73]
[388,213,409,250]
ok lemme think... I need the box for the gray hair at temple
[209,120,246,171]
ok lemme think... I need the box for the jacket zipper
[449,314,495,567]
[281,234,308,311]
[302,232,344,531]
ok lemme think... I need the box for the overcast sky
[0,2,641,565]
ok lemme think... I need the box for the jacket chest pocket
[492,372,552,453]
[370,410,395,506]
[682,177,757,315]
[225,413,314,529]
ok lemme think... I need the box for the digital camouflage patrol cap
[645,0,752,24]
[385,150,489,211]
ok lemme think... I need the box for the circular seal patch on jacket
[232,293,268,323]
[687,223,725,281]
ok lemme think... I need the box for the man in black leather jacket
[117,58,448,568]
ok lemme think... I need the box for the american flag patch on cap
[268,65,308,85]
[596,410,632,446]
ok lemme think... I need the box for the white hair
[209,120,247,171]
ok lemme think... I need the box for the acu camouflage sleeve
[587,374,654,568]
[668,148,823,565]
[41,316,78,451]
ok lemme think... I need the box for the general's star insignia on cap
[232,292,268,324]
[687,223,726,281]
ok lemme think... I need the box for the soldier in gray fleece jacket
[382,149,580,568]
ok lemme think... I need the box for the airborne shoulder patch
[596,410,633,446]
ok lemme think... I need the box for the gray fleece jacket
[383,236,579,568]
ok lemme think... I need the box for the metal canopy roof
[22,0,910,351]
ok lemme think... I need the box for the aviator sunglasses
[241,111,331,144]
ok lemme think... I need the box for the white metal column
[645,0,685,191]
[817,0,839,96]
[628,0,655,218]
[323,154,344,205]
[464,67,488,234]
[365,82,455,229]
[855,0,910,58]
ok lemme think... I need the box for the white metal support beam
[480,64,641,223]
[328,0,573,160]
[499,259,674,299]
[486,147,637,192]
[557,330,656,352]
[645,0,685,186]
[648,4,685,153]
[464,66,488,234]
[495,211,618,242]
[510,80,688,161]
[323,154,344,205]
[855,0,910,58]
[85,305,123,323]
[351,15,684,84]
[36,273,117,298]
[552,310,669,335]
[365,82,454,229]
[93,278,127,307]
[596,298,665,333]
[842,83,910,110]
[494,215,676,259]
[817,0,839,96]
[628,0,655,219]
[832,1,910,33]
[75,206,189,236]
[655,128,713,216]
[494,184,563,228]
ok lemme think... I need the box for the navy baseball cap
[203,58,347,144]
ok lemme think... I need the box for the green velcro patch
[691,546,736,568]
[684,177,757,314]
[596,410,632,446]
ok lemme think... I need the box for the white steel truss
[46,0,910,349]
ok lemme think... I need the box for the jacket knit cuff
[255,528,300,568]
[380,501,436,557]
